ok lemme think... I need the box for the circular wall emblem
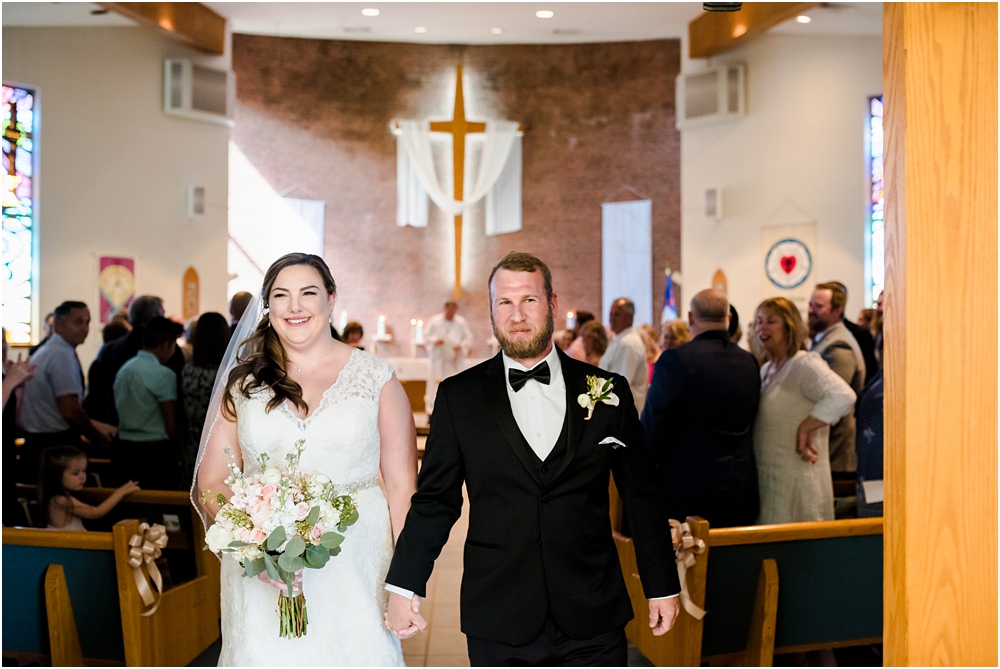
[765,238,812,289]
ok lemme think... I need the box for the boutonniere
[577,375,619,421]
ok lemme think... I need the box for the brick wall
[231,35,680,357]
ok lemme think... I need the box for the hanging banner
[182,267,199,320]
[98,256,135,323]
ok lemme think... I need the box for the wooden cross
[431,65,484,300]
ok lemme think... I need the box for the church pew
[613,515,883,666]
[3,518,221,666]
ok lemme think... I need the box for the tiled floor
[400,491,471,667]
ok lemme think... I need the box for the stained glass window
[867,95,884,306]
[2,84,36,345]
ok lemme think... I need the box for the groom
[386,252,680,665]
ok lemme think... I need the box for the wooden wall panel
[883,3,998,665]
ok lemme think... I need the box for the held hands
[385,592,427,639]
[648,597,680,636]
[258,569,303,596]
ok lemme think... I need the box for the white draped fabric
[395,119,521,235]
[602,199,653,327]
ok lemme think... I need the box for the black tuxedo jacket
[386,349,679,645]
[640,330,761,528]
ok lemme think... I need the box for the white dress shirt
[502,346,566,461]
[598,326,649,414]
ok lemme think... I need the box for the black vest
[519,411,570,488]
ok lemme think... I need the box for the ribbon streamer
[126,522,168,617]
[670,519,707,620]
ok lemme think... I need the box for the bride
[193,253,417,666]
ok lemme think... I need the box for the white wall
[2,27,231,366]
[680,33,882,330]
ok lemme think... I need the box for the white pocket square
[600,437,627,449]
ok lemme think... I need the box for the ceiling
[2,2,882,45]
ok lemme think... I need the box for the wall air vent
[676,64,746,130]
[163,59,235,127]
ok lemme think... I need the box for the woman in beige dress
[752,298,855,524]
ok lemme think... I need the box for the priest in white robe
[424,301,474,415]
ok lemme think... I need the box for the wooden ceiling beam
[99,2,226,56]
[689,2,819,59]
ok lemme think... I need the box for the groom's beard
[492,309,555,360]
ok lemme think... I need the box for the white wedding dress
[218,349,405,666]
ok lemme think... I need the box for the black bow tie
[508,361,551,392]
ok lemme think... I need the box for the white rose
[205,524,234,553]
[312,472,331,485]
[261,468,282,485]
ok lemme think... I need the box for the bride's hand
[257,569,303,596]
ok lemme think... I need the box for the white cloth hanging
[394,119,521,234]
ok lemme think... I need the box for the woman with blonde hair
[752,297,856,524]
[659,319,692,352]
[579,320,609,367]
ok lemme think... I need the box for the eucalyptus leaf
[285,537,306,557]
[338,508,359,531]
[243,558,266,578]
[278,552,304,572]
[320,532,345,549]
[263,553,281,581]
[329,546,341,557]
[228,540,249,548]
[266,525,286,551]
[305,506,320,526]
[303,544,331,568]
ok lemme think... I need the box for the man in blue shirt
[112,317,184,489]
[18,301,111,483]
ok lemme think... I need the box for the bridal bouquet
[202,439,359,638]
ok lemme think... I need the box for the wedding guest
[87,295,186,426]
[28,312,54,356]
[18,301,111,483]
[83,319,131,419]
[424,301,473,415]
[753,298,855,523]
[855,370,884,517]
[182,312,229,488]
[3,330,34,525]
[229,291,253,337]
[343,321,365,349]
[642,290,760,527]
[857,309,875,331]
[580,320,609,366]
[565,310,595,361]
[728,304,743,344]
[112,316,184,489]
[808,283,866,484]
[38,445,139,530]
[826,281,878,385]
[637,324,660,382]
[599,297,649,414]
[659,319,692,353]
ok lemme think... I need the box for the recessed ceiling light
[536,10,554,19]
[361,8,380,17]
[414,26,427,33]
[491,27,504,34]
[796,15,811,23]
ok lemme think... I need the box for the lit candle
[410,319,417,358]
[416,319,424,344]
[377,315,386,338]
[339,311,348,331]
[566,311,575,330]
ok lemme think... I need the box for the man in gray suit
[807,282,866,479]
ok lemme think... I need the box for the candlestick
[409,319,417,359]
[566,311,575,330]
[339,311,348,331]
[377,315,386,338]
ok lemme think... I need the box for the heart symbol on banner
[780,256,797,274]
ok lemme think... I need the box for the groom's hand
[649,597,680,636]
[386,592,427,639]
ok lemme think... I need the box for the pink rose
[235,527,251,543]
[295,503,310,521]
[248,499,271,526]
[260,484,276,500]
[250,527,266,544]
[309,525,323,544]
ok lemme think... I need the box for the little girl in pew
[39,445,140,530]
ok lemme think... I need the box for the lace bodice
[234,349,394,483]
